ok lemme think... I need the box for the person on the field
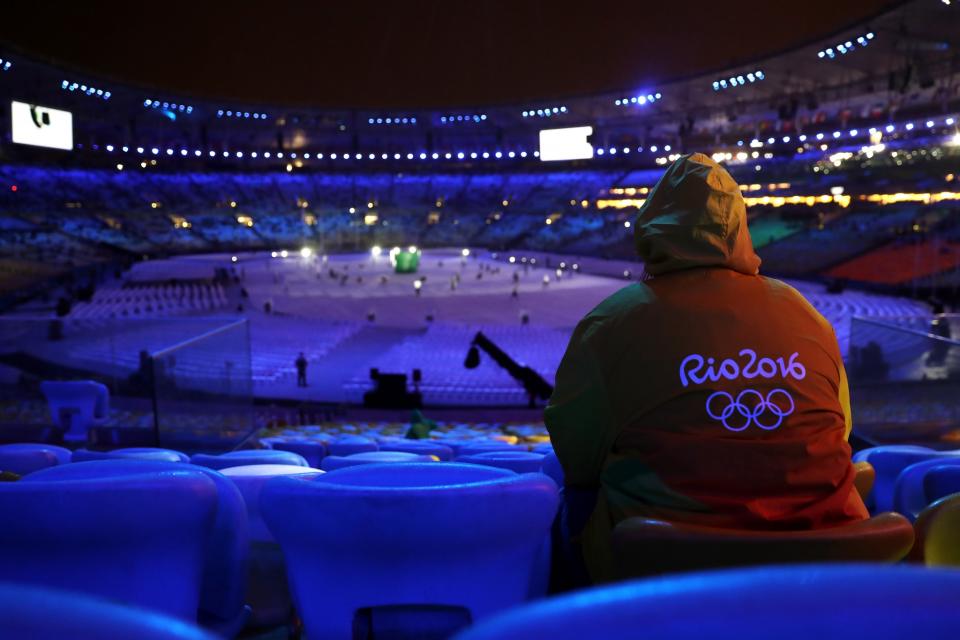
[295,352,308,387]
[545,153,868,583]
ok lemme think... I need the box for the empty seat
[379,440,455,461]
[320,451,436,472]
[540,451,565,487]
[610,513,915,579]
[264,439,327,467]
[72,447,189,463]
[191,449,308,471]
[0,466,217,621]
[326,436,378,457]
[453,564,960,640]
[456,451,545,474]
[0,581,216,640]
[924,465,960,504]
[24,459,250,635]
[853,446,960,512]
[221,463,322,626]
[454,442,519,457]
[261,463,558,639]
[892,458,960,521]
[39,380,110,442]
[0,443,71,476]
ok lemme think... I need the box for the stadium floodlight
[300,247,313,258]
[231,256,238,263]
[280,250,289,258]
[271,251,278,258]
[461,248,470,257]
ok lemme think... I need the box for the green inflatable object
[394,250,420,274]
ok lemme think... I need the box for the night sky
[0,0,898,108]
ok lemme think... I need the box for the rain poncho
[545,153,868,582]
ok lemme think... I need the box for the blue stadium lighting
[832,131,841,138]
[195,150,202,157]
[522,105,567,118]
[520,151,528,158]
[105,145,114,152]
[217,109,267,119]
[818,31,874,59]
[905,122,915,130]
[151,148,159,155]
[0,57,12,71]
[850,129,859,136]
[623,147,630,154]
[494,151,502,158]
[615,92,662,107]
[713,71,763,90]
[369,115,417,126]
[145,98,193,114]
[180,149,188,156]
[457,152,465,159]
[419,152,427,159]
[440,113,488,124]
[508,151,516,158]
[470,152,478,159]
[798,134,807,142]
[596,148,604,156]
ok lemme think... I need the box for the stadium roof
[0,0,906,109]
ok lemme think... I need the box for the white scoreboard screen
[11,101,74,150]
[538,126,594,161]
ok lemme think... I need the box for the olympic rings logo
[705,388,795,432]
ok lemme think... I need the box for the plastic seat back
[611,513,914,579]
[72,447,189,463]
[893,457,960,521]
[0,466,217,620]
[924,465,960,504]
[191,449,308,471]
[456,451,545,474]
[453,565,960,640]
[379,440,454,461]
[265,439,327,467]
[0,443,71,476]
[854,446,960,512]
[261,463,559,639]
[25,459,249,628]
[321,450,436,472]
[0,581,216,640]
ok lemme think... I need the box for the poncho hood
[634,152,761,276]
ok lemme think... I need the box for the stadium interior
[1,0,960,638]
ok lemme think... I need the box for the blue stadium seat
[24,460,250,635]
[0,465,217,621]
[0,581,216,640]
[320,450,436,471]
[0,443,71,476]
[853,445,960,511]
[892,457,960,520]
[261,463,558,640]
[39,380,109,442]
[263,438,327,467]
[221,463,321,627]
[540,451,565,487]
[191,449,308,470]
[379,439,455,461]
[453,564,960,639]
[456,450,545,474]
[325,435,378,457]
[72,447,189,463]
[924,465,960,504]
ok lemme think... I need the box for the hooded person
[544,152,868,583]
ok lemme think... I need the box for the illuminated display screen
[538,126,594,161]
[11,101,74,150]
